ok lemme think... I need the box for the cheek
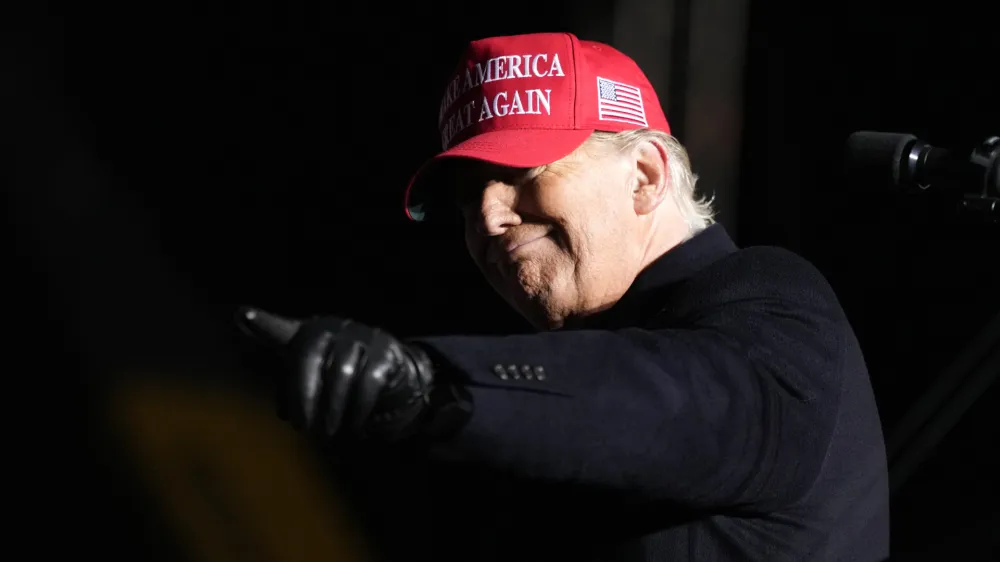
[531,237,582,299]
[558,210,632,289]
[505,239,570,295]
[558,205,617,264]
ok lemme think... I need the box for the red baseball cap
[404,32,670,221]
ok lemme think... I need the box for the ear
[631,139,670,216]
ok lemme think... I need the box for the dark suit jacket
[337,224,889,562]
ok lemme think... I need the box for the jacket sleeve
[410,275,846,511]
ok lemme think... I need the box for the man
[238,32,890,561]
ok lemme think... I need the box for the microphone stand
[887,310,1000,496]
[885,134,1000,495]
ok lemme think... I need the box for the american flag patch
[596,77,647,127]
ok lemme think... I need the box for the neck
[638,212,692,273]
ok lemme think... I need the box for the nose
[474,181,521,236]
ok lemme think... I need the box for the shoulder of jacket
[658,245,843,321]
[706,246,832,290]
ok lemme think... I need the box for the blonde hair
[588,129,715,232]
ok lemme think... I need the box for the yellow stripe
[112,379,369,562]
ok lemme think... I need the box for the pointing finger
[236,306,302,347]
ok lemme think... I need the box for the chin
[489,265,571,330]
[506,292,566,331]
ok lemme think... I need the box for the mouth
[485,231,552,266]
[505,232,550,253]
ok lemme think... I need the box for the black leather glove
[236,306,468,443]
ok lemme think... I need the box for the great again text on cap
[440,89,554,149]
[438,53,566,149]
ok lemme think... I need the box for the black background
[8,0,998,559]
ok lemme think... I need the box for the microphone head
[845,131,918,188]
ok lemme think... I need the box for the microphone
[845,131,1000,221]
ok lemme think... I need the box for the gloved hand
[236,306,464,443]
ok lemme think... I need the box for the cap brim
[404,128,594,222]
